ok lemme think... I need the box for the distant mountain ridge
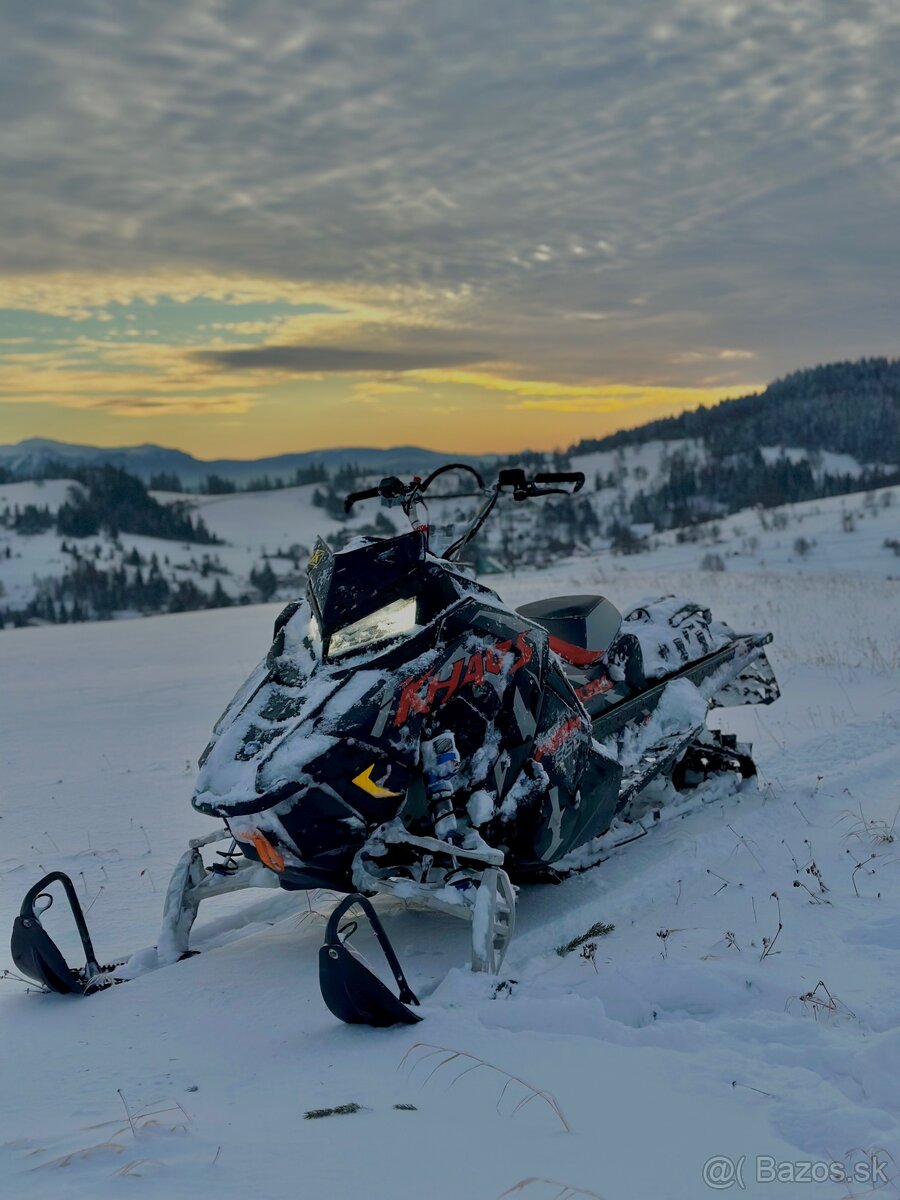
[4,357,899,489]
[572,357,900,466]
[0,438,478,486]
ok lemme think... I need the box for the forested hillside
[574,358,900,464]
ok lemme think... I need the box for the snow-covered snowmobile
[12,464,779,1022]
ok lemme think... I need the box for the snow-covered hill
[0,477,370,614]
[2,456,898,620]
[2,557,899,1198]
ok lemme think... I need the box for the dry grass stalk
[759,892,782,961]
[400,1042,571,1133]
[499,1177,606,1199]
[789,979,856,1022]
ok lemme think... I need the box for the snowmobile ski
[11,872,120,995]
[319,894,422,1026]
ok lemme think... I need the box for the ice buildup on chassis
[12,464,780,1024]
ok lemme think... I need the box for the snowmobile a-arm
[157,829,280,964]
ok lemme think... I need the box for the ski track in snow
[1,567,899,1199]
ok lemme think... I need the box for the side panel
[495,661,621,871]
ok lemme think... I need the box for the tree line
[3,463,221,543]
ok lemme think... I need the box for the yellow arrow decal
[352,763,403,799]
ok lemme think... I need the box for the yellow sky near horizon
[0,271,760,458]
[1,378,752,459]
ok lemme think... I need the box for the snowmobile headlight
[329,597,418,659]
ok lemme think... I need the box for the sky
[0,0,898,459]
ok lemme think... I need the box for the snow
[618,595,732,679]
[759,445,896,478]
[468,789,495,827]
[599,488,899,580]
[0,478,82,512]
[616,677,708,769]
[171,482,364,552]
[3,538,900,1197]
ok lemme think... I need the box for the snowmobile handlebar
[342,463,585,560]
[536,470,585,488]
[343,466,584,512]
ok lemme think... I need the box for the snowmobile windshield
[307,531,428,658]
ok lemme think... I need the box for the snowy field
[2,553,899,1198]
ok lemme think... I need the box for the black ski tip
[11,913,86,995]
[319,943,422,1027]
[319,894,422,1028]
[11,871,104,996]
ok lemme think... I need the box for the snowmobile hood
[191,597,444,817]
[192,665,418,817]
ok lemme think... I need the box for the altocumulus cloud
[1,0,898,386]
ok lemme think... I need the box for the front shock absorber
[421,732,461,840]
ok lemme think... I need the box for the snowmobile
[12,464,779,1024]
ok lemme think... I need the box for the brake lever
[523,485,572,499]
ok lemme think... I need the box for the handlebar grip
[534,471,585,492]
[344,486,382,513]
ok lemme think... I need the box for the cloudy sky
[1,0,898,457]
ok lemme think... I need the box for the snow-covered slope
[2,562,899,1199]
[0,478,370,612]
[571,437,706,497]
[3,465,898,619]
[579,486,900,581]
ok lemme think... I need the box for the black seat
[517,595,622,666]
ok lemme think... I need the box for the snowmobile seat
[517,595,622,667]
